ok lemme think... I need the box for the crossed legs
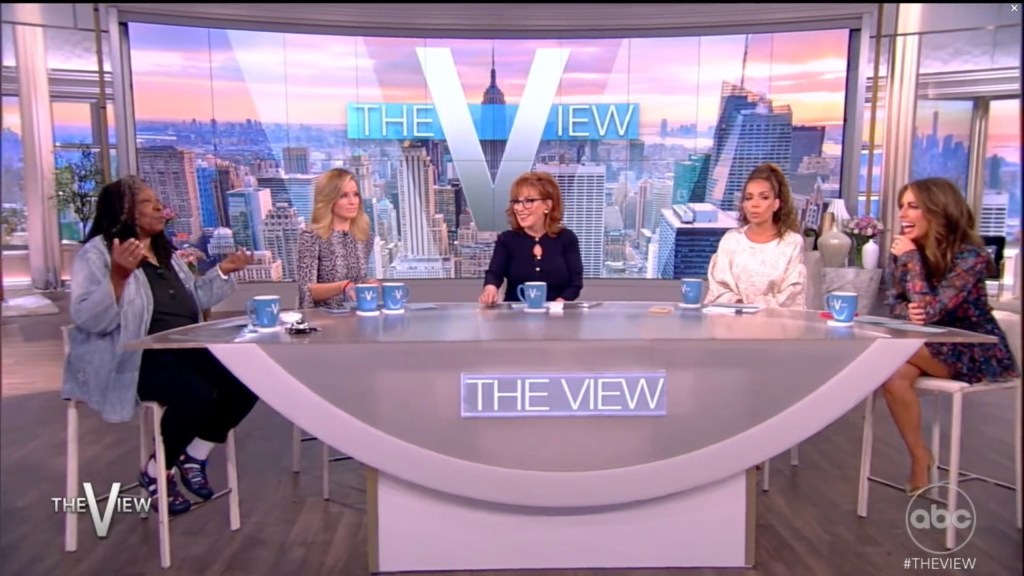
[881,345,953,490]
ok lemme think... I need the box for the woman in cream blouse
[704,163,807,309]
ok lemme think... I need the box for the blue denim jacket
[62,237,236,423]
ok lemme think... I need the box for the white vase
[861,238,880,270]
[818,221,852,268]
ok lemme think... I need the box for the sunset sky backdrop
[0,23,1018,160]
[123,24,851,133]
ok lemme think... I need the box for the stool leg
[292,425,302,473]
[226,430,240,531]
[138,414,150,519]
[790,445,799,467]
[1015,382,1022,531]
[929,395,941,496]
[945,392,964,551]
[761,458,770,492]
[65,400,79,552]
[857,392,875,517]
[322,442,330,501]
[150,405,172,568]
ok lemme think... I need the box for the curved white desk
[128,302,995,572]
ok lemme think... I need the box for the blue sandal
[175,453,215,501]
[139,464,192,516]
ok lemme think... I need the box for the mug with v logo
[825,291,858,325]
[247,295,281,329]
[517,282,547,311]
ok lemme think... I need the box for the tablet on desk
[321,305,351,315]
[567,301,602,309]
[502,301,602,310]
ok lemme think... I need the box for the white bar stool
[291,424,352,500]
[63,327,242,568]
[856,311,1022,550]
[761,446,800,492]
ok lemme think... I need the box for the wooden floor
[1,291,1021,576]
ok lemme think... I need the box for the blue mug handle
[516,284,526,302]
[826,295,839,312]
[246,300,257,325]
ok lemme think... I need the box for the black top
[141,260,200,336]
[484,228,585,302]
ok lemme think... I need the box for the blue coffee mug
[382,283,409,312]
[681,278,704,306]
[517,282,547,310]
[355,284,379,313]
[247,295,281,329]
[825,291,858,324]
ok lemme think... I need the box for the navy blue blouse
[484,228,585,302]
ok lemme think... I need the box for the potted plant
[53,144,104,241]
[842,215,884,270]
[0,206,26,246]
[176,245,207,276]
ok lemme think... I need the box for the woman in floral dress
[884,177,1019,494]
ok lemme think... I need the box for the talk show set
[1,3,1021,576]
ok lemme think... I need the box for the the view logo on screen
[348,103,638,141]
[52,482,152,538]
[461,371,667,417]
[348,47,640,232]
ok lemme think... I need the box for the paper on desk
[886,323,947,333]
[702,304,764,315]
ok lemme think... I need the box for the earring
[544,210,549,214]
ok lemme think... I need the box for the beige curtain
[14,24,63,290]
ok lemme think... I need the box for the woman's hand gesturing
[111,238,145,279]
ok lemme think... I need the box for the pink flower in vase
[841,216,885,268]
[177,245,207,276]
[842,215,883,239]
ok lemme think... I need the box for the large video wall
[125,23,851,282]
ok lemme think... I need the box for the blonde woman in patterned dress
[884,177,1019,494]
[704,163,807,309]
[296,168,376,310]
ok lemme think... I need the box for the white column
[878,4,922,269]
[14,24,63,290]
[966,98,989,220]
[841,13,872,218]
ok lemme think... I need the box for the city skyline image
[1,22,1018,287]
[124,25,851,135]
[106,23,859,284]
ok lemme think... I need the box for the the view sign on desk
[461,371,666,417]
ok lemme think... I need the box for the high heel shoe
[905,453,936,496]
